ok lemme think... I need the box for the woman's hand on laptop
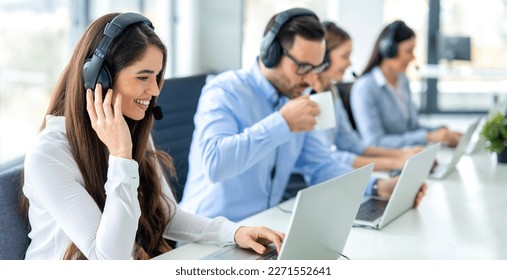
[413,183,427,208]
[377,178,427,208]
[376,177,398,199]
[427,128,462,147]
[234,226,285,254]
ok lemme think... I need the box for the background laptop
[430,117,481,179]
[201,164,374,260]
[354,143,440,230]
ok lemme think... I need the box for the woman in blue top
[313,21,422,171]
[350,20,462,148]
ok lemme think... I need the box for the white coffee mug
[309,91,336,130]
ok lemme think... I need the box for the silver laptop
[465,117,486,155]
[354,143,440,230]
[201,164,374,260]
[430,117,481,179]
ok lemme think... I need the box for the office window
[437,0,507,111]
[0,0,71,164]
[385,0,507,112]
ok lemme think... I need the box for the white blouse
[23,115,239,259]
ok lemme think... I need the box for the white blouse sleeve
[24,143,141,259]
[159,172,240,244]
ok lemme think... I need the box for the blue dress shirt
[350,67,434,148]
[179,59,374,222]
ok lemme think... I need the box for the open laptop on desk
[430,117,481,179]
[354,143,440,230]
[201,164,374,260]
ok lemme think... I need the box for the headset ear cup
[379,37,397,58]
[379,38,388,58]
[389,43,397,58]
[96,66,112,94]
[83,59,112,94]
[262,40,283,68]
[83,59,93,90]
[322,51,330,71]
[385,40,397,58]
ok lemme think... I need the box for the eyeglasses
[283,49,329,76]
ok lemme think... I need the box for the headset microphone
[153,105,163,120]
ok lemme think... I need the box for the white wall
[173,0,199,76]
[336,0,384,79]
[173,0,243,77]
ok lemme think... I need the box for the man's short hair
[263,12,325,50]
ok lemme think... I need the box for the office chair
[0,156,31,260]
[152,74,210,202]
[335,82,357,131]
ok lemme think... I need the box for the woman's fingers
[86,89,97,122]
[102,88,114,120]
[94,83,106,122]
[414,183,428,208]
[113,93,123,120]
[235,226,285,254]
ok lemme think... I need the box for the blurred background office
[1,0,507,165]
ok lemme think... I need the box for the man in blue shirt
[179,8,426,222]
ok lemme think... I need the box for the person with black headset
[21,12,284,260]
[179,8,427,223]
[312,21,423,172]
[350,20,463,148]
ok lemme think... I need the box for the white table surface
[153,151,507,260]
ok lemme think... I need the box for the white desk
[154,151,507,260]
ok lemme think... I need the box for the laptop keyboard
[356,199,388,222]
[260,251,278,260]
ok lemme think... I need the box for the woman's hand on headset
[86,83,133,159]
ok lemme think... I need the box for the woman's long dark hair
[361,20,415,76]
[21,13,176,260]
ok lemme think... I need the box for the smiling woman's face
[112,45,163,120]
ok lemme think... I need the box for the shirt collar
[372,66,405,89]
[372,66,387,88]
[45,115,66,134]
[248,57,284,107]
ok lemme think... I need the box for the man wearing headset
[179,8,427,222]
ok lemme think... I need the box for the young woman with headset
[312,21,423,172]
[21,12,283,260]
[350,20,462,148]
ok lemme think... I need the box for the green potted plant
[480,112,507,163]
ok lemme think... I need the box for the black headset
[379,20,403,58]
[320,21,334,72]
[259,8,318,68]
[83,12,154,92]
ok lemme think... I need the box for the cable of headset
[276,204,292,213]
[340,253,350,260]
[267,149,278,210]
[267,93,282,210]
